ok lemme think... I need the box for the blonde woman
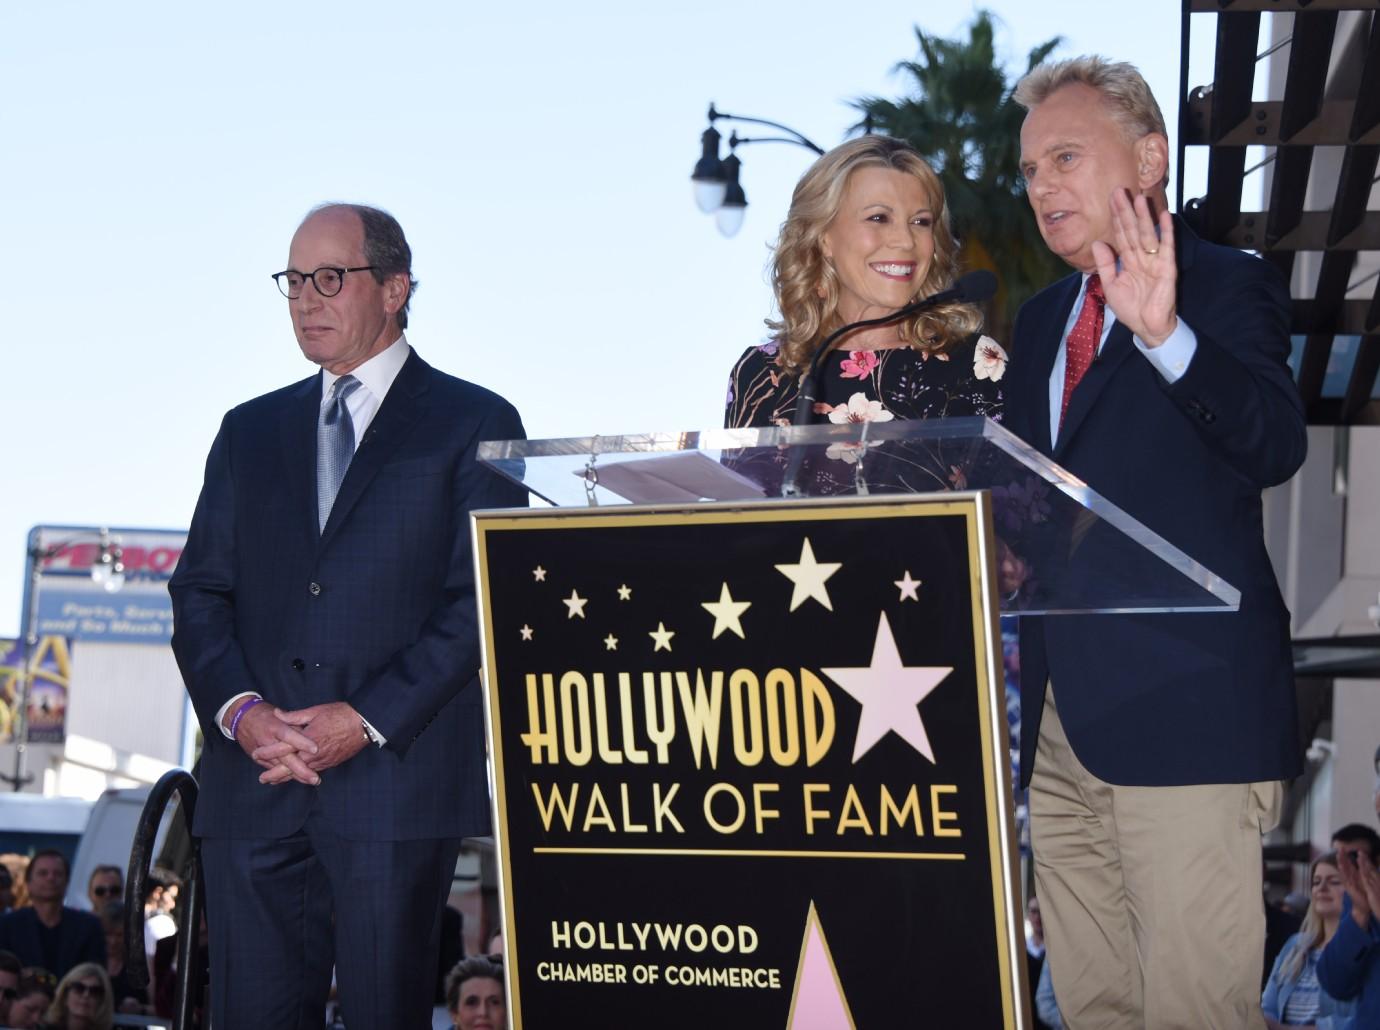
[1262,853,1357,1029]
[42,962,113,1030]
[725,135,1004,447]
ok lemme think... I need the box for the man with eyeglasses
[84,866,121,914]
[0,851,104,980]
[170,203,525,1030]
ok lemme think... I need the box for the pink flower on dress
[973,336,1009,382]
[827,393,894,424]
[839,350,879,379]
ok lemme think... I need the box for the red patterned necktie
[1059,273,1104,430]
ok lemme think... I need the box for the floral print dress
[724,332,1006,430]
[722,332,1006,496]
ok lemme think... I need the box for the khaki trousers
[1029,686,1281,1030]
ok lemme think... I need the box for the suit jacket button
[309,582,322,596]
[291,658,305,671]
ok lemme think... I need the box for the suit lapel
[281,375,323,548]
[1028,276,1081,455]
[318,349,429,549]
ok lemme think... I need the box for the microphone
[789,269,997,429]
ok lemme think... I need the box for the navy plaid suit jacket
[170,349,526,840]
[1005,219,1306,789]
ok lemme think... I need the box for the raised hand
[1338,848,1380,929]
[1092,189,1178,347]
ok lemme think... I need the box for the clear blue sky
[0,1,1219,635]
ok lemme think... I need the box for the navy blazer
[0,905,105,977]
[1005,218,1305,788]
[170,349,527,840]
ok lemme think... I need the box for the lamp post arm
[709,104,825,155]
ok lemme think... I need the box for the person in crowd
[0,857,27,912]
[168,202,526,1030]
[95,902,149,1016]
[151,906,207,1025]
[83,870,120,916]
[443,956,504,1030]
[0,852,104,979]
[1034,958,1063,1028]
[5,970,55,1030]
[1332,823,1380,865]
[1262,852,1357,1028]
[0,949,22,1025]
[723,135,1004,461]
[1318,842,1380,1028]
[41,963,113,1030]
[140,870,178,963]
[1025,895,1054,1030]
[486,930,504,959]
[1005,55,1305,1028]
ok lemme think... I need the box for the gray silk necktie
[317,374,362,531]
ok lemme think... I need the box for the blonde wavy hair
[767,135,982,376]
[1279,852,1341,983]
[46,962,114,1030]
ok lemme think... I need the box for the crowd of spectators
[0,853,173,1029]
[1022,818,1380,1029]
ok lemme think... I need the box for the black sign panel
[475,496,1026,1028]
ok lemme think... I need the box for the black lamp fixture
[689,103,825,238]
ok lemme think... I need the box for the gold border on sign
[473,493,1029,1028]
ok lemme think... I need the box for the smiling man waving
[1004,58,1306,1029]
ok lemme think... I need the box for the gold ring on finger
[1144,247,1159,255]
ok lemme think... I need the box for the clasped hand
[234,700,369,786]
[1093,189,1178,348]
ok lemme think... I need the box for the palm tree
[853,11,1066,344]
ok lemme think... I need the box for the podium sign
[474,494,1028,1027]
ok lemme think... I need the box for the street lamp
[3,528,127,791]
[689,104,825,238]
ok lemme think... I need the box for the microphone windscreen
[954,269,998,303]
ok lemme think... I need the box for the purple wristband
[229,697,264,739]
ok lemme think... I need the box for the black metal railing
[125,768,203,1030]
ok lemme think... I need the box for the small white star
[894,570,922,602]
[649,622,675,652]
[701,582,752,639]
[822,612,952,763]
[603,633,619,651]
[617,584,632,601]
[563,590,587,619]
[519,625,534,641]
[532,566,547,582]
[775,537,842,612]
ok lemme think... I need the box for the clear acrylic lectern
[478,417,1237,617]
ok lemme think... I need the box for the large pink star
[821,612,952,763]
